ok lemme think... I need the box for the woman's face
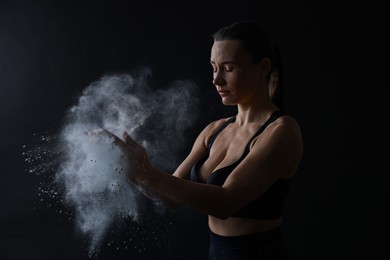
[210,40,264,106]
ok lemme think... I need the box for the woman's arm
[117,120,222,208]
[123,115,303,220]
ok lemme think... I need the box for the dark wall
[1,1,389,259]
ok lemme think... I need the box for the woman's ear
[258,57,272,76]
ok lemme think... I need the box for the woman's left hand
[94,129,151,183]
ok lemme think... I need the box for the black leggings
[208,227,292,260]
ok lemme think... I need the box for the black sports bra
[190,110,292,219]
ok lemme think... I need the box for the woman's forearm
[135,181,180,209]
[138,166,233,220]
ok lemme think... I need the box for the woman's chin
[221,98,236,106]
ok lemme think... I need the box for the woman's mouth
[218,91,230,97]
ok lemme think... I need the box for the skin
[106,39,303,237]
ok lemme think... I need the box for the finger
[99,129,125,145]
[123,131,136,145]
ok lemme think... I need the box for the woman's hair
[212,21,285,111]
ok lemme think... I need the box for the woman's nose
[212,72,225,86]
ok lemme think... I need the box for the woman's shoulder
[265,113,303,145]
[277,113,301,128]
[198,116,234,143]
[204,116,233,133]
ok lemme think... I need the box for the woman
[107,21,303,259]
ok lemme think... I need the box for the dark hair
[212,21,285,110]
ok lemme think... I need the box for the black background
[1,0,389,259]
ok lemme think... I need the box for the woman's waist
[209,216,282,237]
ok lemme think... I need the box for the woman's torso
[191,111,302,236]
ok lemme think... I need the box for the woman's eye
[225,67,233,72]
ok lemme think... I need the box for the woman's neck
[235,102,278,126]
